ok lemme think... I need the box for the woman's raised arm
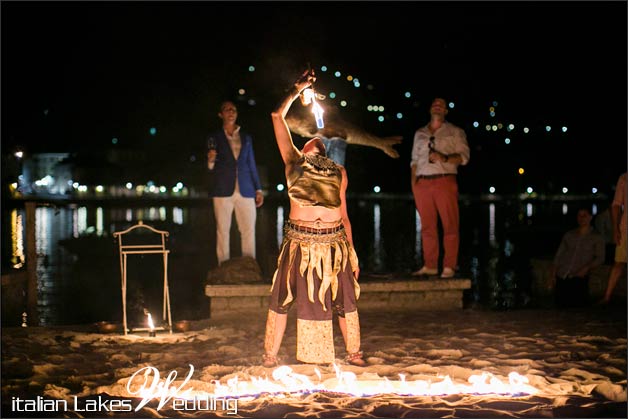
[271,69,316,165]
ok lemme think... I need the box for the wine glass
[207,137,217,167]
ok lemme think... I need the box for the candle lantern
[145,309,156,337]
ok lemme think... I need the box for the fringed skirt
[266,219,361,363]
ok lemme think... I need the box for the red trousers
[412,175,459,269]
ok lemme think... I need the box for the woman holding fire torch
[262,69,365,368]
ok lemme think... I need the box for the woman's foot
[262,353,279,368]
[345,351,366,367]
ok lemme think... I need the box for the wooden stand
[113,221,173,335]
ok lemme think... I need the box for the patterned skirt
[265,219,361,363]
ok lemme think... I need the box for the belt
[286,221,344,235]
[417,173,456,180]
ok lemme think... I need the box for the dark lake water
[1,195,613,327]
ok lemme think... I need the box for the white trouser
[213,191,257,264]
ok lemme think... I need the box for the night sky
[2,1,626,195]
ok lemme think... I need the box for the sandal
[345,351,366,367]
[262,353,279,368]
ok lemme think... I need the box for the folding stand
[113,221,173,335]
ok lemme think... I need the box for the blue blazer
[207,129,262,198]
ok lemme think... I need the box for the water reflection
[276,205,285,248]
[489,203,496,246]
[372,203,382,269]
[74,207,82,238]
[2,198,606,326]
[35,206,73,325]
[173,207,183,225]
[96,207,104,236]
[415,210,422,265]
[10,209,25,269]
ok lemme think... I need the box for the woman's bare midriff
[289,199,342,224]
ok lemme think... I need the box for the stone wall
[1,271,27,325]
[205,279,471,319]
[530,258,626,301]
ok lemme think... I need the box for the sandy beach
[1,303,626,418]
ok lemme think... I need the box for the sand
[1,305,626,418]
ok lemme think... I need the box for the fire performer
[262,68,365,368]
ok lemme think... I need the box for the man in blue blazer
[207,100,264,265]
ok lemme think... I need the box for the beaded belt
[417,173,456,180]
[286,221,344,235]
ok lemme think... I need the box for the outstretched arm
[345,131,403,159]
[270,70,316,165]
[286,108,402,158]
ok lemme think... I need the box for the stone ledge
[205,279,471,318]
[205,279,471,297]
[1,271,28,321]
[205,284,270,297]
[530,259,626,300]
[361,278,471,292]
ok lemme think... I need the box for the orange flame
[190,365,539,399]
[147,313,155,330]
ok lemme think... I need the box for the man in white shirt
[410,97,470,279]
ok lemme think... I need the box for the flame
[11,210,25,269]
[301,88,315,105]
[300,88,325,129]
[160,365,539,401]
[147,313,155,330]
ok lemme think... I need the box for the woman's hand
[294,69,316,94]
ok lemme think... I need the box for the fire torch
[299,84,325,129]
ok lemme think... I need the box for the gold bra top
[287,154,342,209]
